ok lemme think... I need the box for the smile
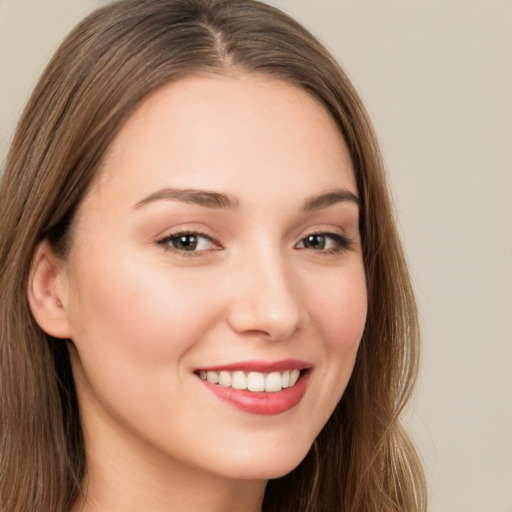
[195,360,311,415]
[197,369,301,392]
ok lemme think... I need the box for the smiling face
[58,74,367,485]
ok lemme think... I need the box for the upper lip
[196,359,311,373]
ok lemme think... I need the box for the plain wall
[1,1,511,511]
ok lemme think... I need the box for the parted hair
[0,1,426,510]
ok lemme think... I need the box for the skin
[34,75,367,511]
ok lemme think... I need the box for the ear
[27,240,73,339]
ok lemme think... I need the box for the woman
[0,0,426,510]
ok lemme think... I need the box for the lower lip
[198,371,311,416]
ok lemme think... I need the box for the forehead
[86,74,356,211]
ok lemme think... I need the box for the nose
[226,250,307,342]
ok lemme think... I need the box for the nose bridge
[227,241,304,341]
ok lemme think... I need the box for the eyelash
[156,230,353,256]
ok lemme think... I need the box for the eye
[296,232,352,253]
[157,232,218,253]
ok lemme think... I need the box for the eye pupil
[173,235,198,251]
[305,234,326,249]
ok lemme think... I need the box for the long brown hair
[0,1,426,510]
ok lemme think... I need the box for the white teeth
[281,370,290,388]
[218,371,231,387]
[264,372,282,392]
[199,369,303,393]
[231,371,247,390]
[247,372,265,392]
[206,371,219,384]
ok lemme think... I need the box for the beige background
[1,1,511,511]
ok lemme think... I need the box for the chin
[208,440,313,481]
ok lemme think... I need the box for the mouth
[194,360,311,415]
[196,368,303,393]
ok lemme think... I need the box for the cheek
[304,266,367,398]
[307,266,367,349]
[66,249,223,368]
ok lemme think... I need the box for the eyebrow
[301,189,361,211]
[133,188,239,210]
[133,187,360,211]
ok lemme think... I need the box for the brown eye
[301,234,328,250]
[171,234,199,251]
[158,232,216,252]
[296,232,353,252]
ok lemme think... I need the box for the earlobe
[28,241,72,339]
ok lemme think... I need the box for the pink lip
[197,359,311,373]
[196,362,312,416]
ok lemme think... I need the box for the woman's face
[60,75,367,481]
